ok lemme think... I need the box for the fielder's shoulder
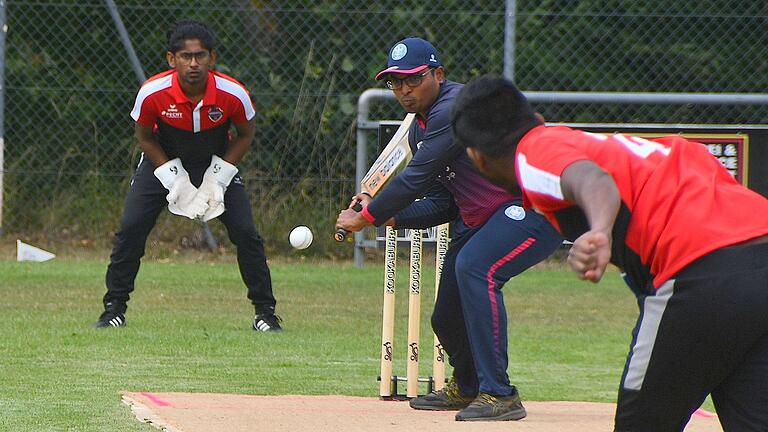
[131,71,175,122]
[134,70,174,103]
[212,71,255,120]
[212,70,250,93]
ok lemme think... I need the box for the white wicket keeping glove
[153,158,209,219]
[194,155,238,221]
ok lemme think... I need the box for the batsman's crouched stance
[335,37,562,421]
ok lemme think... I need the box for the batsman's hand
[349,192,372,209]
[154,158,207,219]
[567,230,612,283]
[194,155,238,221]
[336,205,369,234]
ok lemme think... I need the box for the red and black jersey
[516,125,768,289]
[130,69,255,167]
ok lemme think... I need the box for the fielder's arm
[135,123,168,166]
[560,160,620,283]
[221,119,255,165]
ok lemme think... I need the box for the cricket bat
[335,113,416,241]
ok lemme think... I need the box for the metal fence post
[105,0,145,84]
[503,0,516,81]
[0,0,6,236]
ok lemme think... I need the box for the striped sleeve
[214,75,256,122]
[130,74,173,125]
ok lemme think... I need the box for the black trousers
[614,241,768,432]
[103,159,276,313]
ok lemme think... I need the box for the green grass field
[0,256,705,430]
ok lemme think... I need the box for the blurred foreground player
[453,74,768,432]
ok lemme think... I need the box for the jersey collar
[168,70,217,106]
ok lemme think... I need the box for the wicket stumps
[379,224,450,400]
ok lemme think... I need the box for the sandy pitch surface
[121,392,722,432]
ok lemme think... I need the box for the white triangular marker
[17,240,56,262]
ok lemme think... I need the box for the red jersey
[517,125,768,289]
[130,69,255,167]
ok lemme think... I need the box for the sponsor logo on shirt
[208,106,224,122]
[505,205,526,221]
[161,104,183,119]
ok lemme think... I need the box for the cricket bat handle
[334,201,364,242]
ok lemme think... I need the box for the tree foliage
[4,1,767,253]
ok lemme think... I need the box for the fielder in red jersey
[452,74,768,432]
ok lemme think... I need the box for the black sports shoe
[253,313,283,332]
[93,303,127,328]
[455,390,527,421]
[409,378,475,411]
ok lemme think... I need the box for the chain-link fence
[3,1,767,257]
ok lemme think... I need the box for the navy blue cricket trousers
[431,200,562,397]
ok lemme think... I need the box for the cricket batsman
[335,38,562,421]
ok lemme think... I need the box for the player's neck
[179,80,207,105]
[417,99,438,120]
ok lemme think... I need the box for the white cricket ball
[289,226,313,250]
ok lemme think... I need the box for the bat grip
[334,201,364,242]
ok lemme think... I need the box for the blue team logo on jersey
[391,43,407,61]
[208,106,224,122]
[505,205,526,221]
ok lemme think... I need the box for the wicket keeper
[94,20,282,332]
